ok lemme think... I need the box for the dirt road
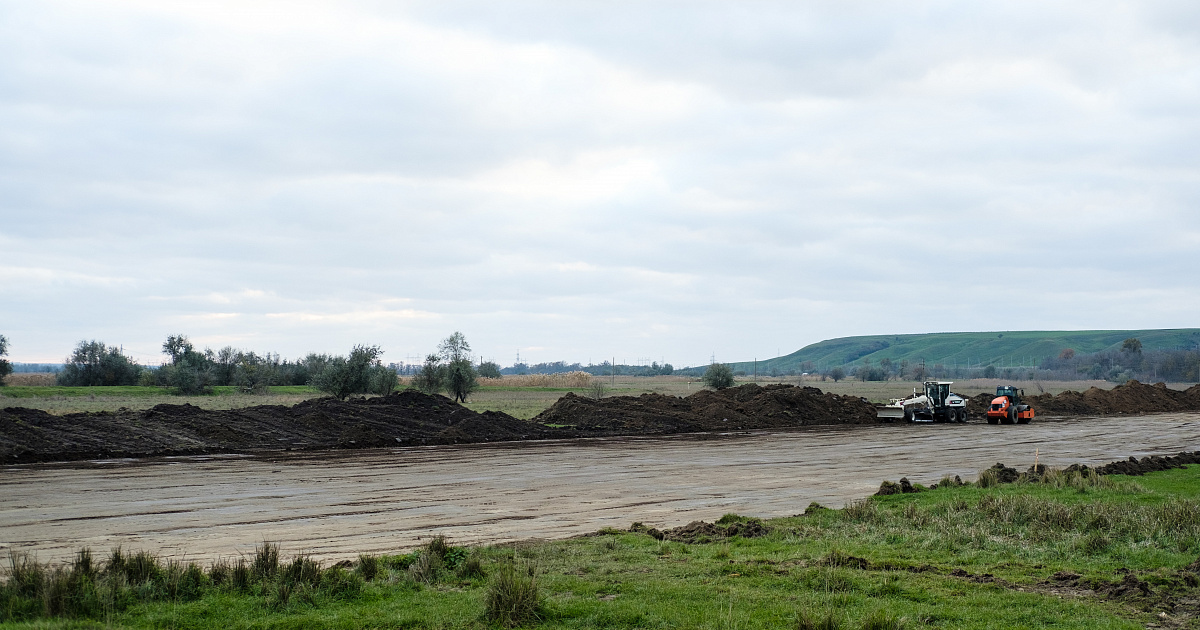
[3,413,1198,564]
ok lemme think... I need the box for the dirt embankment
[0,390,560,464]
[0,384,879,464]
[534,383,878,433]
[6,380,1200,464]
[965,380,1200,417]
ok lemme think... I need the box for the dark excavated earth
[3,380,1200,463]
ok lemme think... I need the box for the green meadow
[3,465,1197,629]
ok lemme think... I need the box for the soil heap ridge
[965,380,1200,417]
[533,383,878,432]
[0,390,558,464]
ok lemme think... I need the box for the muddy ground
[3,380,1199,463]
[3,412,1198,564]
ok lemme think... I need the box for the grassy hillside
[729,329,1200,374]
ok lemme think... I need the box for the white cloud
[1,1,1198,366]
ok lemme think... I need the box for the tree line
[0,331,511,402]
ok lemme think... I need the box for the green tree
[0,334,12,386]
[828,367,845,383]
[159,334,214,395]
[702,363,735,389]
[477,360,502,379]
[438,332,477,403]
[413,354,444,394]
[311,345,395,400]
[58,340,143,386]
[1122,338,1143,354]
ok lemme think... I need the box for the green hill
[728,329,1200,374]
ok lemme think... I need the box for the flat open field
[3,412,1197,566]
[1,376,1169,419]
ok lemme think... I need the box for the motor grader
[875,381,968,423]
[986,385,1035,424]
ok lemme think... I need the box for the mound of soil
[966,380,1200,417]
[0,390,564,464]
[534,384,878,433]
[0,384,882,463]
[630,518,771,543]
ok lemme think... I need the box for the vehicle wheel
[1002,407,1016,425]
[903,409,912,423]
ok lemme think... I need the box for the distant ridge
[725,329,1200,374]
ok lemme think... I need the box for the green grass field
[3,465,1197,629]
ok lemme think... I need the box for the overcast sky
[2,1,1198,366]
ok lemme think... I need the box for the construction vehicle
[875,381,968,423]
[986,385,1035,425]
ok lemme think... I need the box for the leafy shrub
[57,341,143,386]
[0,334,12,386]
[703,363,735,389]
[477,360,502,379]
[311,345,396,400]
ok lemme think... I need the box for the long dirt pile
[0,390,559,463]
[0,384,881,463]
[533,383,878,432]
[966,380,1200,417]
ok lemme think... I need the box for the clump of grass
[356,554,379,581]
[842,498,878,522]
[485,562,542,628]
[280,555,322,588]
[164,560,206,601]
[976,469,999,488]
[407,549,443,584]
[250,542,280,581]
[861,609,907,630]
[425,535,450,560]
[319,566,363,600]
[1077,531,1112,555]
[457,554,486,580]
[796,609,841,629]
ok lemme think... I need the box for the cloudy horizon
[2,1,1198,366]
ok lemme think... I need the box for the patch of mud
[1046,567,1200,628]
[967,380,1200,417]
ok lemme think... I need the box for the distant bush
[311,345,396,400]
[57,340,143,386]
[702,363,734,389]
[159,335,213,395]
[477,361,502,379]
[0,334,11,386]
[412,354,444,395]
